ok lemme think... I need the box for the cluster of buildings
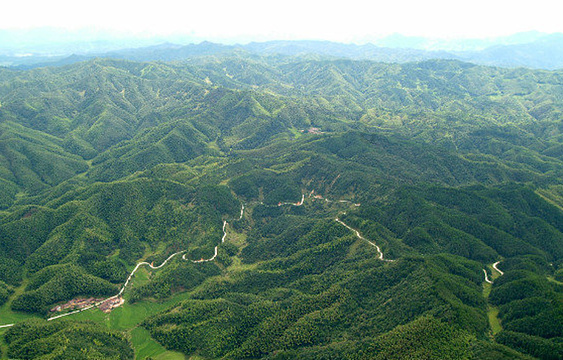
[99,297,124,313]
[50,297,103,312]
[300,127,324,134]
[49,296,124,314]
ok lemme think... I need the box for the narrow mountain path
[183,220,227,263]
[264,190,357,208]
[0,193,390,329]
[276,192,390,262]
[492,261,504,275]
[482,260,504,284]
[50,204,246,321]
[0,204,246,328]
[188,204,244,263]
[277,194,305,206]
[483,260,504,335]
[483,269,493,284]
[3,191,351,328]
[335,218,394,262]
[307,189,360,207]
[46,250,188,322]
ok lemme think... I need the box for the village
[98,296,125,313]
[50,296,124,314]
[300,127,324,135]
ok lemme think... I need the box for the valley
[0,55,562,359]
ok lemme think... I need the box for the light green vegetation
[2,56,563,359]
[488,306,503,335]
[536,186,563,211]
[127,267,151,295]
[483,266,504,335]
[56,287,200,358]
[483,280,493,300]
[547,276,563,286]
[489,264,503,280]
[69,286,197,330]
[0,281,39,326]
[131,327,185,360]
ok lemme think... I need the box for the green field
[487,306,503,335]
[124,266,151,300]
[483,265,503,335]
[71,269,207,328]
[3,54,563,359]
[131,327,185,360]
[0,235,242,359]
[22,290,197,359]
[0,281,39,327]
[0,281,204,359]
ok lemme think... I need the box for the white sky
[2,0,561,43]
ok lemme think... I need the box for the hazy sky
[3,0,561,43]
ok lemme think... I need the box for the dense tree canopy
[1,55,563,359]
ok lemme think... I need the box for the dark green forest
[1,55,563,359]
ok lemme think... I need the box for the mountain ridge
[1,55,563,359]
[5,32,563,70]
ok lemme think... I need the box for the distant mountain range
[2,30,563,69]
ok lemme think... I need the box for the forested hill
[1,56,563,359]
[1,57,563,200]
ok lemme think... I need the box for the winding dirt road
[46,250,189,322]
[51,204,245,321]
[335,218,394,262]
[0,204,246,328]
[0,195,510,331]
[483,261,504,285]
[2,194,353,328]
[278,194,305,206]
[492,261,504,275]
[483,269,493,284]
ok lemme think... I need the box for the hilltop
[0,56,562,359]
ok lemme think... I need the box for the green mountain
[1,56,563,359]
[8,33,563,70]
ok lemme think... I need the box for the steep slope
[1,57,563,359]
[0,121,88,204]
